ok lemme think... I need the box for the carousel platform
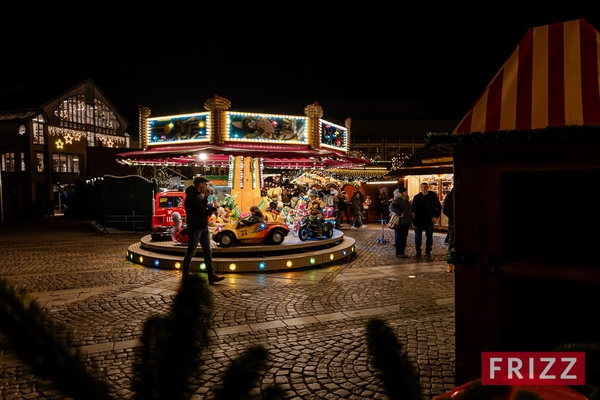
[126,229,356,273]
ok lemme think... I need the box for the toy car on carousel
[297,215,334,241]
[212,220,290,247]
[151,191,186,241]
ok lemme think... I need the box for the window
[36,152,44,172]
[20,152,26,171]
[52,154,81,174]
[1,153,16,172]
[54,96,120,131]
[33,115,45,145]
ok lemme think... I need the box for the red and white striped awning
[454,19,600,134]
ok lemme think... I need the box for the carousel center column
[204,95,262,216]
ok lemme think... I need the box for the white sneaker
[350,226,357,229]
[360,225,367,229]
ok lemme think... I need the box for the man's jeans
[183,228,214,275]
[414,222,434,255]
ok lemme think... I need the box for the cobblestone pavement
[0,217,455,399]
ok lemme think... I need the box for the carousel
[117,95,368,273]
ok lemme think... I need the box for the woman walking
[350,191,366,229]
[389,185,412,257]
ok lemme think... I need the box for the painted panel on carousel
[226,112,308,142]
[147,112,210,144]
[320,119,347,151]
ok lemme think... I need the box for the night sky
[3,4,600,133]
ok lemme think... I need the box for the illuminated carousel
[117,95,367,273]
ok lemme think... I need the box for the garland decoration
[426,124,600,147]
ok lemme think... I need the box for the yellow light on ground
[229,263,237,271]
[286,260,293,268]
[175,262,181,270]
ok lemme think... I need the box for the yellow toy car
[212,220,290,247]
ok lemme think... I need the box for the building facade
[0,79,134,222]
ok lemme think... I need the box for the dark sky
[3,4,600,133]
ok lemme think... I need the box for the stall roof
[385,146,453,177]
[454,18,600,134]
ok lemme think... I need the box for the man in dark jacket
[411,182,442,259]
[182,176,224,283]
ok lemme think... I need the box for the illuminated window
[36,153,44,172]
[1,153,16,172]
[54,95,120,132]
[52,154,81,174]
[33,115,45,145]
[20,152,25,171]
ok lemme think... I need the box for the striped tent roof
[454,19,600,134]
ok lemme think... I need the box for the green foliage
[11,275,600,400]
[132,274,212,400]
[213,346,285,400]
[426,124,600,147]
[366,318,423,400]
[0,279,111,400]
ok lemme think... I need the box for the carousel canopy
[116,143,367,169]
[454,18,600,134]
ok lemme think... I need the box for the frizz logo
[482,352,585,385]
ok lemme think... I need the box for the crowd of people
[178,175,454,285]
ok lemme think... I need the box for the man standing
[411,182,442,259]
[182,176,225,283]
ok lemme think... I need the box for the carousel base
[126,229,356,273]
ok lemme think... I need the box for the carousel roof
[116,143,368,169]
